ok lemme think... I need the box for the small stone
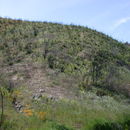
[33,93,42,100]
[39,89,45,93]
[12,75,18,81]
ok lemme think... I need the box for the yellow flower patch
[23,109,33,116]
[37,112,47,120]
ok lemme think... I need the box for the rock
[32,93,42,100]
[39,89,45,93]
[48,95,53,99]
[12,75,18,81]
[13,101,23,112]
[16,104,23,110]
[47,95,57,102]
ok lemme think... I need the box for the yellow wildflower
[23,109,33,116]
[37,112,47,120]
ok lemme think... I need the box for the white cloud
[113,17,130,30]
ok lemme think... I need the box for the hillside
[0,17,130,130]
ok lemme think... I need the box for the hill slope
[0,17,130,130]
[0,17,130,95]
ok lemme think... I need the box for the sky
[0,0,130,43]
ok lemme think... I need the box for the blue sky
[0,0,130,42]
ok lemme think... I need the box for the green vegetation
[0,17,130,129]
[1,94,130,130]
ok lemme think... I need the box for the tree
[91,49,114,86]
[0,86,9,127]
[0,76,10,128]
[43,42,49,59]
